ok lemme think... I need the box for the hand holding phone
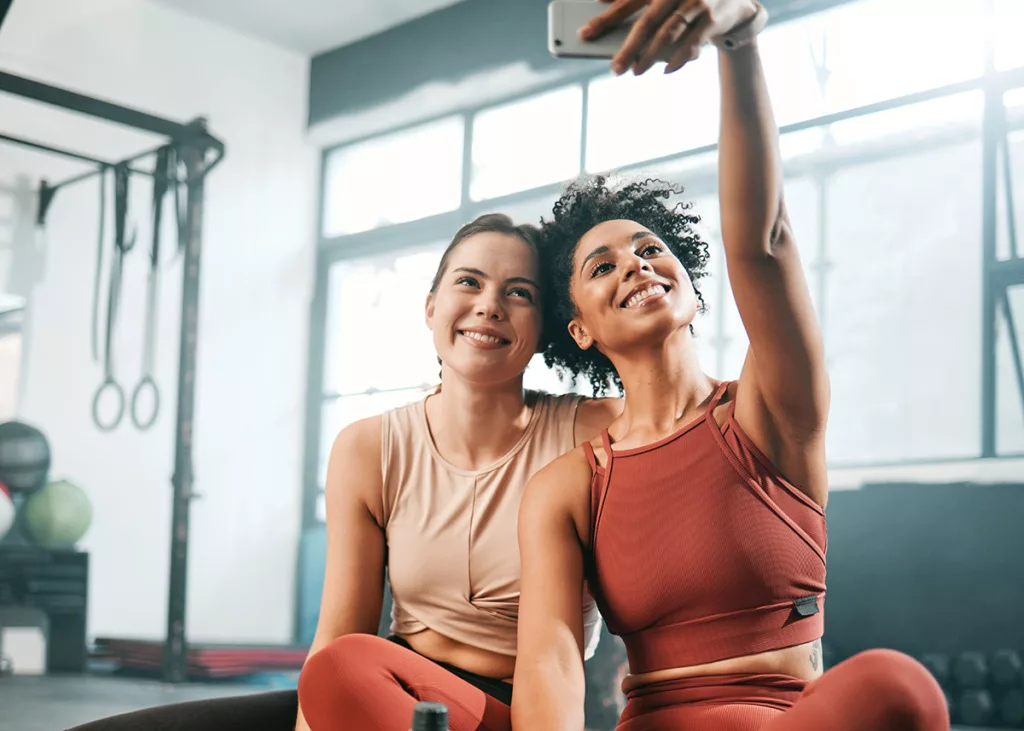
[549,0,763,76]
[548,1,652,61]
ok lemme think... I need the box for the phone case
[547,0,634,60]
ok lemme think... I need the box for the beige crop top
[381,390,602,660]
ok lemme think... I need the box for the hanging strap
[90,166,108,362]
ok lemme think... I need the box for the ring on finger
[670,9,692,42]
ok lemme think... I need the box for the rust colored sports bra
[582,381,827,674]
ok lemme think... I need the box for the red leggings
[299,639,947,731]
[618,649,949,731]
[298,634,512,731]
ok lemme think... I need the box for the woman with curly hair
[512,0,949,729]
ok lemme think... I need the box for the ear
[425,293,435,330]
[567,318,593,351]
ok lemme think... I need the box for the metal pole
[0,71,195,140]
[162,129,208,683]
[980,7,999,457]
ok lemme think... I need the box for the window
[310,0,1024,536]
[997,286,1024,454]
[322,244,444,396]
[471,85,583,201]
[322,117,464,238]
[809,0,986,114]
[586,52,720,173]
[825,138,983,464]
[995,0,1024,72]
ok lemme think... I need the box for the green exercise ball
[22,479,93,547]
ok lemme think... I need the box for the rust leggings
[618,649,949,731]
[298,633,512,731]
[299,640,947,731]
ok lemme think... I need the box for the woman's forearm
[716,41,785,254]
[512,657,586,731]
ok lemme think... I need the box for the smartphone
[547,0,638,60]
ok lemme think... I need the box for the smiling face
[568,219,700,355]
[425,231,542,387]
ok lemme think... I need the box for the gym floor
[0,674,999,731]
[0,675,280,731]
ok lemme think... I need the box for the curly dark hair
[538,175,711,396]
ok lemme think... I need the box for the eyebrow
[452,267,539,290]
[578,231,656,275]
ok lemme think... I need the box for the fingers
[663,8,713,73]
[610,0,679,74]
[634,3,705,74]
[579,0,647,41]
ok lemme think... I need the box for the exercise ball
[22,479,92,547]
[0,481,14,542]
[0,421,51,494]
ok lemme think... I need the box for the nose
[623,256,654,280]
[475,290,505,321]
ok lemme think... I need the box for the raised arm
[715,19,830,451]
[295,415,387,731]
[512,452,593,731]
[584,0,829,505]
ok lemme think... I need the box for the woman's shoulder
[575,396,623,444]
[527,391,622,445]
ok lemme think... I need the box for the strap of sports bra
[581,440,599,472]
[705,380,734,423]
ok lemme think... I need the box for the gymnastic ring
[92,378,126,432]
[130,376,161,431]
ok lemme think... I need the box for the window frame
[302,16,1024,534]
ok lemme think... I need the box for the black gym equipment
[1001,688,1024,728]
[922,653,952,688]
[960,688,996,727]
[0,0,12,35]
[411,702,449,731]
[0,69,225,683]
[992,649,1024,687]
[0,421,50,493]
[917,648,1024,728]
[954,651,991,689]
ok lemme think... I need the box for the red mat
[93,637,308,679]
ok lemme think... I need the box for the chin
[623,310,695,347]
[444,353,529,386]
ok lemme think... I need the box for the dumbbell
[411,701,448,731]
[943,690,957,725]
[921,653,951,687]
[955,651,990,689]
[991,649,1024,688]
[960,689,995,727]
[999,688,1024,728]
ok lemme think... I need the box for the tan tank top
[381,390,602,660]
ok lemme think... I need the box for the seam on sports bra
[570,394,584,448]
[591,432,616,553]
[705,413,827,565]
[618,595,826,637]
[724,410,825,517]
[381,408,396,528]
[581,440,599,471]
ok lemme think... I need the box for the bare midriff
[621,640,823,694]
[400,628,516,683]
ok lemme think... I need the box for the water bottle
[410,701,449,731]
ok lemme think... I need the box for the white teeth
[461,331,505,344]
[625,284,666,309]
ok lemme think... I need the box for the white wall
[0,0,316,643]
